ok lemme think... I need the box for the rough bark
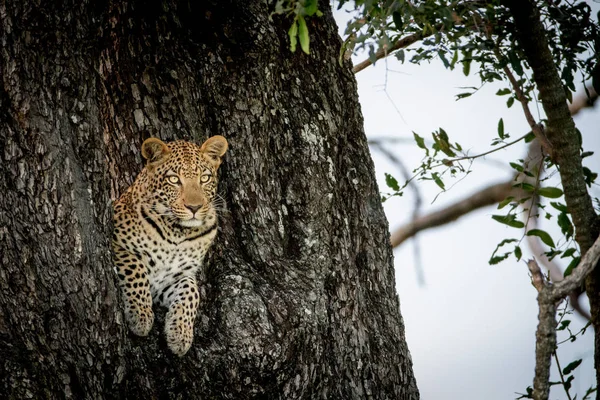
[0,0,418,398]
[504,0,600,390]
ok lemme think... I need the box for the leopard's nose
[185,204,201,214]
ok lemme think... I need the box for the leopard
[112,135,228,356]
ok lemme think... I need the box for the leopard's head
[139,136,228,228]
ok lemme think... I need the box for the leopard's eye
[166,175,180,185]
[200,174,211,183]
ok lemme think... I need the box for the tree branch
[352,31,426,74]
[390,181,515,247]
[504,0,600,388]
[554,235,600,298]
[504,0,599,253]
[522,144,592,320]
[527,233,600,400]
[527,258,558,400]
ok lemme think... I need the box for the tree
[0,1,419,398]
[337,0,599,398]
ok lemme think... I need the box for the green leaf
[527,229,556,248]
[497,118,505,139]
[456,92,472,100]
[582,151,594,159]
[514,246,522,261]
[413,132,428,155]
[298,15,310,54]
[492,214,525,229]
[582,386,597,400]
[507,96,515,108]
[392,11,403,30]
[440,7,453,28]
[385,173,400,192]
[557,320,571,331]
[288,21,298,53]
[564,375,574,390]
[509,162,524,172]
[438,127,449,141]
[562,359,582,375]
[524,131,535,142]
[557,212,574,239]
[513,182,535,192]
[560,248,577,259]
[395,49,405,63]
[462,51,472,76]
[593,63,600,95]
[496,88,511,96]
[550,202,568,213]
[498,196,514,210]
[438,51,450,69]
[489,254,511,265]
[303,0,318,16]
[564,256,580,277]
[545,248,561,261]
[450,50,458,69]
[432,172,445,190]
[538,187,563,198]
[508,51,524,76]
[433,128,456,157]
[489,238,518,265]
[583,166,598,187]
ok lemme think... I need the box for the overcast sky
[333,4,599,399]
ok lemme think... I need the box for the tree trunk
[0,1,419,398]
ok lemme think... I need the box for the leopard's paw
[126,306,154,337]
[165,304,194,356]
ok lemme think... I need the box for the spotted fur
[112,136,228,356]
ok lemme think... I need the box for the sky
[333,4,599,400]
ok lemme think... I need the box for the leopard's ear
[141,138,170,165]
[200,135,228,167]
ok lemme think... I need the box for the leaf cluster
[275,0,323,54]
[341,0,599,103]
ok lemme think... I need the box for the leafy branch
[388,86,597,249]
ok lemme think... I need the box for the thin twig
[371,142,426,284]
[553,352,574,400]
[427,132,529,168]
[522,145,592,320]
[498,53,553,158]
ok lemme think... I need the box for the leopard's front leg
[112,245,154,336]
[162,276,200,356]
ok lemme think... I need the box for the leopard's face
[138,137,228,228]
